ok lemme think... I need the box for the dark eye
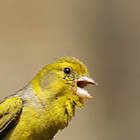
[64,67,71,74]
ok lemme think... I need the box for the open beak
[76,75,98,99]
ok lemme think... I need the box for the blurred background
[0,0,140,140]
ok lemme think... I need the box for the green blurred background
[0,1,140,140]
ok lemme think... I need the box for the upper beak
[77,75,98,85]
[76,75,97,99]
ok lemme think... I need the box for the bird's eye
[64,67,71,74]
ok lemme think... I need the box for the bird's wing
[0,97,23,138]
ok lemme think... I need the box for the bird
[0,57,97,140]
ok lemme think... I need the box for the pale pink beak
[76,75,98,99]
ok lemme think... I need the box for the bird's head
[31,57,97,108]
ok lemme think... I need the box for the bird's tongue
[76,75,98,99]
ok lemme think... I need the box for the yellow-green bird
[0,57,97,140]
